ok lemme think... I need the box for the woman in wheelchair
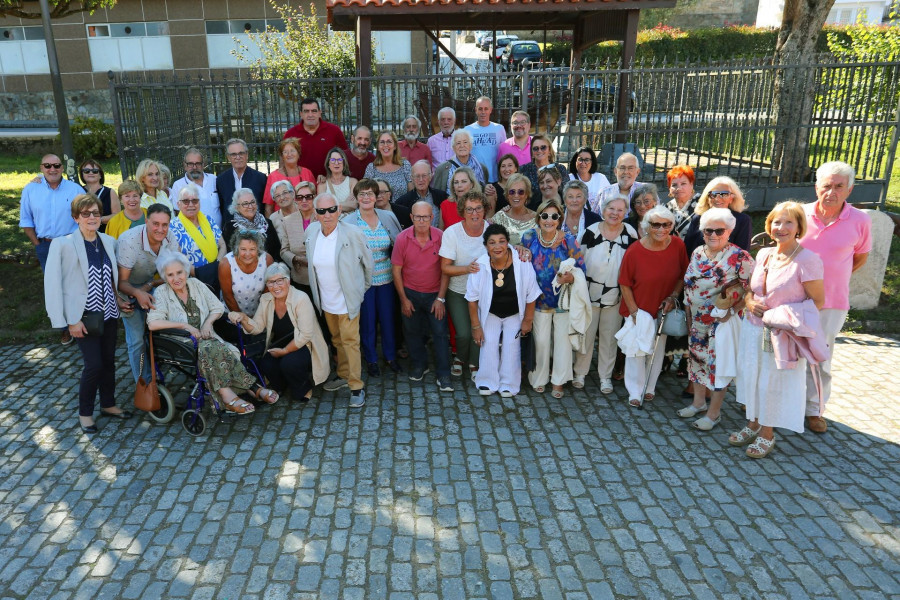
[147,251,278,414]
[228,263,330,402]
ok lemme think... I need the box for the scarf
[445,155,486,194]
[232,211,269,235]
[178,211,218,263]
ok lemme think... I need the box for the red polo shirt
[283,119,349,179]
[346,151,375,180]
[399,140,432,168]
[391,226,444,293]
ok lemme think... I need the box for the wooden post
[615,9,639,143]
[567,23,584,128]
[357,16,373,128]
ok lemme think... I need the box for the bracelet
[472,324,482,330]
[436,297,446,304]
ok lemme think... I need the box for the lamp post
[38,0,76,180]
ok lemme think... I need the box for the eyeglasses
[238,201,258,208]
[81,168,100,174]
[633,199,656,207]
[511,120,528,127]
[356,191,376,199]
[378,190,391,196]
[266,277,289,288]
[227,151,248,158]
[273,192,293,200]
[412,215,431,221]
[184,161,204,168]
[79,210,101,218]
[703,227,727,237]
[576,157,592,163]
[329,157,344,163]
[507,189,527,196]
[539,212,561,221]
[378,140,394,146]
[648,221,673,230]
[42,163,62,169]
[412,173,430,180]
[464,206,484,214]
[532,145,549,152]
[616,165,638,172]
[296,193,315,201]
[708,190,734,198]
[181,198,200,205]
[315,206,339,215]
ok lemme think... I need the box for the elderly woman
[278,181,317,295]
[78,159,119,232]
[223,186,281,258]
[136,158,172,211]
[440,191,491,381]
[364,131,413,198]
[345,178,403,376]
[490,173,536,246]
[666,165,701,238]
[484,153,519,216]
[520,134,569,209]
[568,146,610,212]
[228,263,330,402]
[105,180,145,239]
[148,251,278,414]
[219,229,274,317]
[269,180,299,246]
[45,194,131,433]
[730,202,826,458]
[677,207,755,430]
[432,129,489,193]
[319,146,359,213]
[439,166,481,230]
[169,183,226,294]
[263,137,315,216]
[466,224,540,397]
[683,176,752,258]
[573,194,639,393]
[618,205,688,407]
[625,183,659,237]
[561,180,601,244]
[520,199,586,398]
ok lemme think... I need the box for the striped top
[83,239,120,320]
[355,213,393,286]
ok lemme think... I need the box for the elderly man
[393,160,449,229]
[170,148,222,228]
[800,161,872,433]
[497,110,532,167]
[391,201,453,391]
[304,193,373,408]
[427,107,456,169]
[116,204,182,382]
[398,115,433,167]
[20,154,84,344]
[283,98,349,179]
[346,125,375,180]
[592,152,642,214]
[465,97,507,181]
[216,138,267,221]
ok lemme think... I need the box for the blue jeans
[35,240,52,271]
[402,287,450,380]
[121,305,151,382]
[360,283,397,364]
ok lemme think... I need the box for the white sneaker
[572,375,585,389]
[600,379,613,394]
[500,390,515,398]
[349,389,366,408]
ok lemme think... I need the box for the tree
[0,0,116,19]
[771,0,837,183]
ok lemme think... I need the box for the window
[86,22,173,71]
[0,27,48,74]
[205,19,287,69]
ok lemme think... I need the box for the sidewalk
[0,332,897,599]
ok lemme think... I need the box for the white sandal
[677,403,708,418]
[728,425,761,447]
[746,436,775,458]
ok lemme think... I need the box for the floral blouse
[520,229,586,311]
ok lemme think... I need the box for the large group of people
[22,97,872,460]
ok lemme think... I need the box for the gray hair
[155,250,192,278]
[451,128,473,147]
[411,159,432,175]
[402,114,421,131]
[268,180,294,199]
[177,183,202,203]
[353,125,371,137]
[410,200,434,216]
[600,193,629,215]
[562,180,589,201]
[313,192,338,210]
[264,262,291,282]
[699,207,736,230]
[475,96,493,107]
[438,106,456,120]
[183,147,203,161]
[816,161,855,188]
[632,182,659,204]
[641,205,676,233]
[229,228,264,253]
[224,138,248,153]
[230,187,258,215]
[616,152,638,167]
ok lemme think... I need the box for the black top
[683,209,752,259]
[520,162,569,210]
[487,181,509,214]
[96,186,112,233]
[270,309,294,349]
[488,263,518,319]
[393,187,448,228]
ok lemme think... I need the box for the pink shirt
[497,136,532,167]
[747,247,824,327]
[391,226,443,293]
[399,140,433,167]
[427,132,454,169]
[800,201,872,310]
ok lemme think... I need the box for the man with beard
[427,107,456,169]
[398,115,432,167]
[346,125,376,180]
[170,148,222,227]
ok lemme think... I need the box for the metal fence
[109,53,900,209]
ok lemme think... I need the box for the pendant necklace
[491,253,511,288]
[87,237,100,253]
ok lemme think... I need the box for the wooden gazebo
[326,0,677,135]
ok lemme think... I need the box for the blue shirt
[18,177,84,239]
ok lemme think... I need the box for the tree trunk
[771,0,836,183]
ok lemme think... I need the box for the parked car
[480,33,517,52]
[500,40,543,71]
[474,31,492,47]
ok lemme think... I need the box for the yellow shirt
[106,209,147,239]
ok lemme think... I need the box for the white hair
[403,114,421,131]
[177,183,202,203]
[816,161,855,188]
[313,192,337,210]
[451,129,473,147]
[155,250,192,278]
[699,207,736,230]
[641,205,676,233]
[600,193,629,215]
[269,180,294,198]
[264,262,291,281]
[438,106,456,120]
[230,187,259,215]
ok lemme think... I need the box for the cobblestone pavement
[0,332,898,600]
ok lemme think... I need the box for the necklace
[538,230,559,248]
[86,236,100,253]
[764,243,801,275]
[491,252,511,288]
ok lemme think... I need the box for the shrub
[58,117,117,160]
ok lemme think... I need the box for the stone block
[849,209,893,310]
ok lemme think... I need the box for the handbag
[134,332,161,412]
[519,331,536,374]
[81,310,104,337]
[660,297,688,338]
[714,278,746,311]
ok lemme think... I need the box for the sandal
[224,396,255,414]
[256,388,279,404]
[469,365,478,382]
[643,392,655,402]
[533,385,545,393]
[628,397,642,408]
[692,415,721,431]
[746,435,775,458]
[728,425,761,447]
[612,369,624,381]
[451,358,463,377]
[551,386,564,399]
[677,403,708,418]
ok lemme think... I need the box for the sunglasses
[296,193,315,201]
[507,189,527,196]
[81,168,100,175]
[42,163,62,169]
[79,210,102,218]
[539,212,561,221]
[648,222,673,230]
[181,198,200,205]
[703,228,727,237]
[315,206,339,215]
[708,191,734,198]
[532,145,549,152]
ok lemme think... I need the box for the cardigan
[147,277,228,343]
[304,221,373,319]
[44,229,119,328]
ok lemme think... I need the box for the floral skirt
[198,339,257,393]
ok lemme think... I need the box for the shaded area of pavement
[0,333,897,599]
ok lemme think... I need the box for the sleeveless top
[226,252,267,315]
[326,177,354,211]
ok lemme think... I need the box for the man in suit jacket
[392,160,448,229]
[216,138,268,227]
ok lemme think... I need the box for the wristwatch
[436,297,446,304]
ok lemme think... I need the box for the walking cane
[638,302,668,411]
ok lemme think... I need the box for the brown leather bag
[134,332,161,412]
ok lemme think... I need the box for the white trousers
[806,308,847,416]
[475,312,523,395]
[573,304,623,380]
[624,334,667,401]
[529,310,573,388]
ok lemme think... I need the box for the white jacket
[554,258,592,353]
[615,309,656,357]
[465,252,541,326]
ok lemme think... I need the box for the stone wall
[0,90,112,125]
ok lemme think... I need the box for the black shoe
[367,362,381,377]
[61,329,73,346]
[100,409,133,420]
[387,359,403,374]
[80,424,98,434]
